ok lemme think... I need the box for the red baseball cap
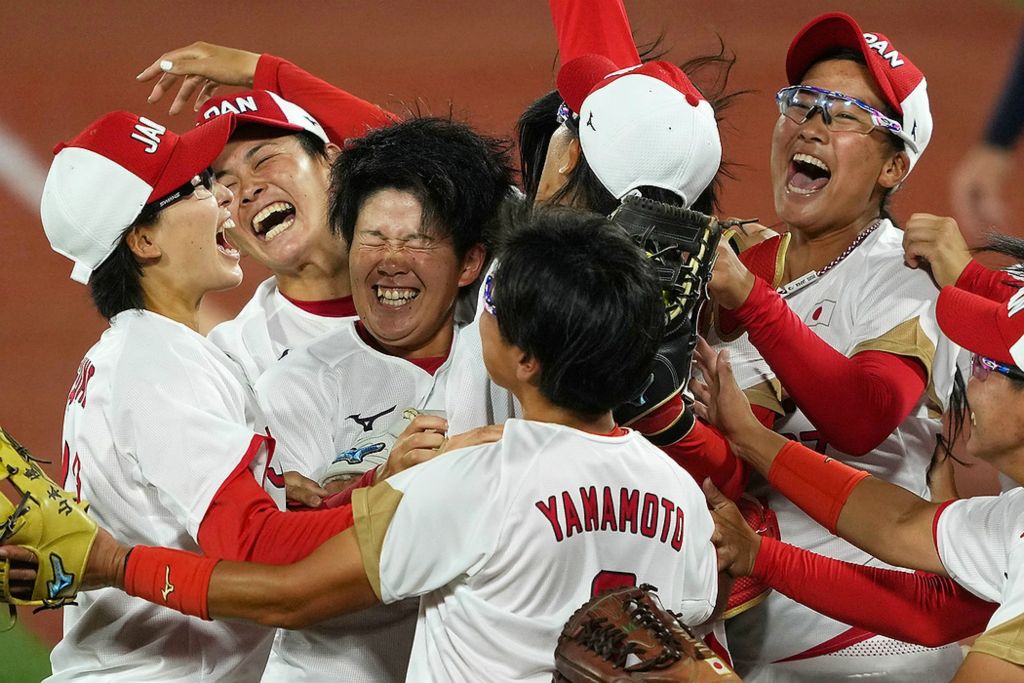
[197,90,329,144]
[786,12,931,175]
[556,54,721,206]
[41,111,235,284]
[937,285,1024,367]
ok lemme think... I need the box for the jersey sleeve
[114,349,270,540]
[935,494,1021,603]
[254,353,339,481]
[352,445,501,603]
[254,54,396,145]
[972,537,1024,665]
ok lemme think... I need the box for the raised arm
[691,338,945,575]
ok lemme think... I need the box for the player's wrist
[83,528,130,590]
[727,421,786,476]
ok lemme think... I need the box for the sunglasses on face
[555,102,579,129]
[482,273,497,317]
[775,85,914,149]
[145,168,216,213]
[971,354,1024,382]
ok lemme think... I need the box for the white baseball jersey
[352,418,719,683]
[935,488,1024,665]
[49,310,276,682]
[714,222,963,675]
[255,320,515,682]
[208,276,356,388]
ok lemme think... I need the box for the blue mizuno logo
[47,554,74,599]
[333,442,386,465]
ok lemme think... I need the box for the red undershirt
[281,292,357,318]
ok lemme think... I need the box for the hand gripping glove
[0,428,97,625]
[610,195,722,445]
[554,584,740,682]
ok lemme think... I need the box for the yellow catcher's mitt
[0,428,96,616]
[555,584,741,682]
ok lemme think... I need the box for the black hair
[518,39,747,216]
[292,129,331,162]
[330,117,514,259]
[88,211,155,320]
[801,47,908,227]
[492,206,664,416]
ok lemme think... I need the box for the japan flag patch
[805,299,837,328]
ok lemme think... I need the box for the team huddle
[2,2,1024,682]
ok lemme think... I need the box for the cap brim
[148,113,236,201]
[786,12,901,115]
[233,113,308,137]
[937,286,1024,366]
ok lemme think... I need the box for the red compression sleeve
[735,277,927,456]
[124,546,218,620]
[549,0,640,68]
[322,467,379,509]
[754,537,995,647]
[768,440,869,532]
[254,55,396,144]
[649,402,776,501]
[956,259,1021,302]
[199,466,353,565]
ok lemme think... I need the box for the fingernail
[160,60,173,72]
[135,71,146,80]
[311,497,322,507]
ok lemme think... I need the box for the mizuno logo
[347,405,396,432]
[586,112,596,131]
[162,565,175,601]
[333,442,387,465]
[47,554,74,599]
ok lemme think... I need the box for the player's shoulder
[110,311,238,390]
[254,323,361,394]
[208,277,279,341]
[855,221,935,290]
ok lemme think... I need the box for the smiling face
[136,178,242,298]
[350,188,485,358]
[964,370,1024,476]
[213,129,343,277]
[770,59,907,236]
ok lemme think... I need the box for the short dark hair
[329,117,514,259]
[88,211,155,320]
[492,206,664,416]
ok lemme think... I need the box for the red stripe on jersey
[932,499,957,555]
[773,625,877,663]
[280,292,357,318]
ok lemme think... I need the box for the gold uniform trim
[743,378,784,416]
[849,316,942,414]
[972,612,1024,666]
[352,482,404,601]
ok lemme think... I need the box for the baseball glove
[0,427,97,622]
[610,195,722,444]
[554,584,740,682]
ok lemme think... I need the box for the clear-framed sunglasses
[775,85,915,150]
[555,102,579,129]
[145,168,216,213]
[482,273,497,317]
[971,354,1024,382]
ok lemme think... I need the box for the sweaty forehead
[800,59,889,113]
[354,188,432,235]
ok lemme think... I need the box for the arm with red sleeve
[634,396,772,500]
[956,259,1022,302]
[733,277,927,456]
[197,458,365,566]
[753,536,995,647]
[253,54,396,144]
[549,0,640,68]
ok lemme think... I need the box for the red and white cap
[786,12,932,175]
[557,55,721,206]
[197,90,329,144]
[40,111,235,284]
[937,285,1024,368]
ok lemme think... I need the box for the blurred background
[2,1,1023,678]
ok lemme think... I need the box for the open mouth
[251,201,296,242]
[787,153,831,195]
[217,217,240,258]
[374,286,420,308]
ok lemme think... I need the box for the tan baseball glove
[554,584,741,682]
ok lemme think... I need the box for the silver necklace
[776,219,882,299]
